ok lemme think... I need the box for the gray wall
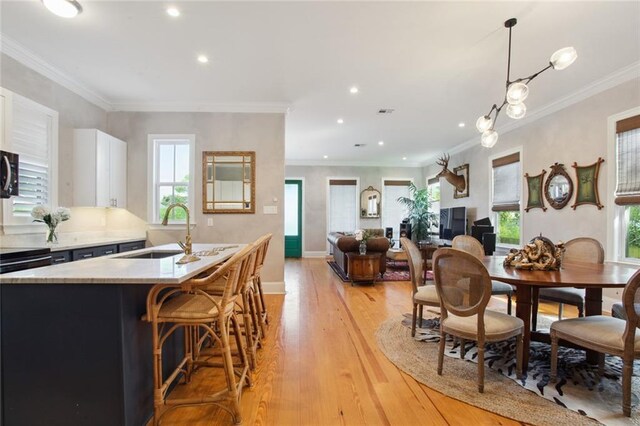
[285,165,425,253]
[108,112,285,283]
[0,54,108,207]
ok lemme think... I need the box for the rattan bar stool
[253,233,272,335]
[144,244,256,425]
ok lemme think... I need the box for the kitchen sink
[117,250,183,259]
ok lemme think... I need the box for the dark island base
[1,284,184,426]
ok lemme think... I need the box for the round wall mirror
[544,163,573,209]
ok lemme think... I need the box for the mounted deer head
[435,154,466,193]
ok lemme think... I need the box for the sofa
[327,229,390,277]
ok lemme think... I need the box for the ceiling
[1,1,639,166]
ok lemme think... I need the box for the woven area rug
[327,260,433,282]
[376,310,640,426]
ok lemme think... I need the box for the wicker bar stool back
[144,243,256,425]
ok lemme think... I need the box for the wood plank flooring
[159,258,575,425]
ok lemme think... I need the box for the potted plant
[396,183,438,243]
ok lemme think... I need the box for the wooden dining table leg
[515,284,532,370]
[584,287,603,364]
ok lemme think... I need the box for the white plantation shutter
[12,98,52,216]
[2,91,58,225]
[328,180,357,233]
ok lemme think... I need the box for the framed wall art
[452,163,469,199]
[525,170,547,212]
[544,163,573,210]
[571,157,604,210]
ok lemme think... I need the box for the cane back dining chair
[433,248,524,392]
[144,243,256,425]
[401,237,440,337]
[550,269,640,417]
[452,235,514,315]
[532,237,604,330]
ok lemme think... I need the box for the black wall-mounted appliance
[1,150,19,198]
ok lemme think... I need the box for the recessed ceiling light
[350,86,359,94]
[402,157,407,160]
[337,118,344,124]
[323,155,328,159]
[197,55,209,64]
[458,122,466,128]
[42,0,82,18]
[378,141,384,146]
[166,7,180,17]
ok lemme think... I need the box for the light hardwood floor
[160,258,576,425]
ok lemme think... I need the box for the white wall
[285,165,425,253]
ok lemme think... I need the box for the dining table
[482,256,639,369]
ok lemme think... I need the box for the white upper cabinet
[73,129,127,208]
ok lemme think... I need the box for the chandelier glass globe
[550,47,578,70]
[506,103,527,120]
[475,115,493,133]
[506,82,529,105]
[481,130,499,148]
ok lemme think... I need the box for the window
[147,135,195,224]
[614,114,640,261]
[382,179,411,239]
[327,179,357,233]
[427,177,440,235]
[491,152,521,246]
[2,90,58,229]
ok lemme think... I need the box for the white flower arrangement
[354,229,364,241]
[31,206,71,243]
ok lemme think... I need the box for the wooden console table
[346,252,382,285]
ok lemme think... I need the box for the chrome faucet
[162,203,200,264]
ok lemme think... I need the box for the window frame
[607,106,640,265]
[488,147,523,249]
[325,176,360,252]
[147,134,195,225]
[381,177,414,240]
[1,89,59,234]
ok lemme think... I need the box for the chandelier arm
[509,63,554,85]
[506,25,513,84]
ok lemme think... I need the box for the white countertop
[0,243,242,285]
[1,236,146,252]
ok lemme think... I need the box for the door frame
[285,177,305,257]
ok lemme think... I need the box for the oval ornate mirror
[202,151,255,214]
[544,163,573,210]
[360,186,381,218]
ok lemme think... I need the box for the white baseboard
[262,281,285,294]
[303,251,328,258]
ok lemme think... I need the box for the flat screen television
[439,207,467,240]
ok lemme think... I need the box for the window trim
[488,147,523,249]
[426,175,441,236]
[607,106,640,265]
[1,89,59,234]
[325,176,360,253]
[147,134,195,225]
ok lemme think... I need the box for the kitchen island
[0,243,242,426]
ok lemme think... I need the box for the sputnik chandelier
[476,18,577,148]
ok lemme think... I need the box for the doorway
[284,179,303,258]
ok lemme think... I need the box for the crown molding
[420,61,640,167]
[1,34,113,111]
[110,101,291,114]
[285,159,423,168]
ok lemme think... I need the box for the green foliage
[396,183,438,242]
[497,211,520,245]
[159,174,189,221]
[625,205,640,259]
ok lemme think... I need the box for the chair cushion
[539,287,585,305]
[158,293,227,320]
[551,315,640,352]
[442,310,524,339]
[491,281,513,296]
[414,284,439,305]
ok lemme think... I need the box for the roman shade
[492,153,521,212]
[329,179,357,186]
[427,177,439,186]
[615,115,640,206]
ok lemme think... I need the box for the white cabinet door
[95,131,111,207]
[109,136,127,208]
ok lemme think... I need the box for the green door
[284,179,302,258]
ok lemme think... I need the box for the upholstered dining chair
[401,237,440,337]
[452,235,514,315]
[144,244,256,425]
[532,237,604,330]
[550,269,640,417]
[433,248,524,392]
